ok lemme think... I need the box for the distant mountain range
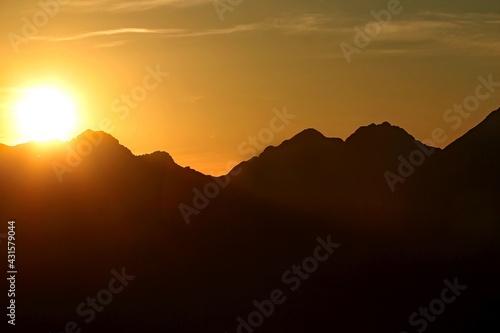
[1,108,499,333]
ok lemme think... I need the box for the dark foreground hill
[1,109,499,333]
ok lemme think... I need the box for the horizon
[2,105,499,176]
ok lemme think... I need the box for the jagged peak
[139,151,176,166]
[345,121,415,146]
[70,130,134,158]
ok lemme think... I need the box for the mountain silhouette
[1,108,499,333]
[231,121,438,222]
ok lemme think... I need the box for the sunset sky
[1,0,499,174]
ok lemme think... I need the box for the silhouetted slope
[405,108,500,232]
[435,108,500,192]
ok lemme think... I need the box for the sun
[14,86,78,142]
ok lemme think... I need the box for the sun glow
[14,86,79,142]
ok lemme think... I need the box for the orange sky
[1,0,499,174]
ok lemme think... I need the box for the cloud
[171,23,264,38]
[32,28,185,42]
[266,13,337,33]
[337,12,500,57]
[30,11,500,57]
[31,25,252,46]
[67,0,212,12]
[32,13,335,45]
[172,14,337,37]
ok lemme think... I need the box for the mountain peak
[75,130,119,145]
[71,130,134,159]
[139,151,177,168]
[345,121,415,147]
[294,128,326,140]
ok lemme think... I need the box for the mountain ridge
[0,120,437,177]
[1,108,499,333]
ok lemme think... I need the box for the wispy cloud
[336,12,500,57]
[32,13,337,45]
[32,28,185,42]
[172,23,264,38]
[266,13,337,33]
[30,11,500,56]
[31,25,254,46]
[67,0,211,12]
